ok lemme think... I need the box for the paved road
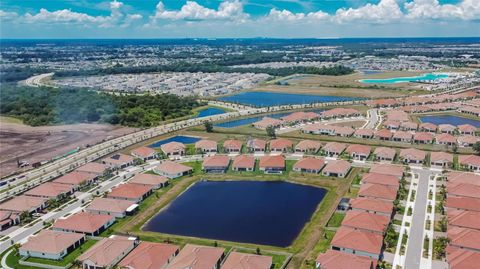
[22,72,55,87]
[404,168,434,269]
[363,109,378,129]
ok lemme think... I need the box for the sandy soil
[0,118,136,178]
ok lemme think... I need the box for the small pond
[215,109,324,128]
[360,73,449,84]
[144,180,326,247]
[419,115,480,127]
[196,107,226,118]
[148,135,201,148]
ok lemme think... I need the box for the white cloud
[24,8,107,24]
[151,0,248,21]
[0,10,18,21]
[335,0,403,23]
[405,0,480,20]
[266,8,329,22]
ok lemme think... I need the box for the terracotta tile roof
[86,197,136,214]
[354,129,374,137]
[321,108,359,118]
[346,144,371,156]
[369,163,404,178]
[53,171,96,186]
[374,129,393,139]
[246,138,266,150]
[195,140,217,150]
[399,148,426,161]
[202,155,230,167]
[331,226,383,255]
[259,155,285,169]
[439,124,457,132]
[436,133,456,144]
[323,142,346,154]
[160,142,186,154]
[322,160,351,175]
[448,227,480,251]
[385,110,409,122]
[107,183,152,200]
[129,173,169,186]
[223,140,243,150]
[281,111,319,123]
[419,122,437,131]
[430,151,454,163]
[349,197,393,215]
[448,210,480,231]
[232,155,255,169]
[119,241,179,269]
[316,250,377,269]
[446,197,480,212]
[25,182,73,198]
[342,210,390,233]
[446,171,480,186]
[131,146,157,158]
[457,135,480,145]
[253,117,283,129]
[20,230,84,255]
[333,126,354,136]
[168,244,224,269]
[447,246,480,269]
[392,131,413,140]
[0,195,47,213]
[373,147,396,159]
[447,182,480,199]
[295,140,321,151]
[359,183,397,201]
[293,157,325,171]
[53,212,114,234]
[75,162,108,175]
[362,173,399,188]
[104,153,134,165]
[413,132,434,142]
[78,236,136,267]
[459,155,480,167]
[155,161,192,175]
[400,121,418,130]
[221,251,272,269]
[458,124,477,133]
[269,138,293,150]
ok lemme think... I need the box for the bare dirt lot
[0,117,136,178]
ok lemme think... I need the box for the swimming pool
[360,73,449,84]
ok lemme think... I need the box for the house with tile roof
[316,250,377,269]
[293,157,325,174]
[20,230,85,260]
[86,197,137,218]
[330,226,384,259]
[77,235,137,269]
[202,155,231,173]
[322,142,346,157]
[399,148,426,164]
[341,210,390,235]
[458,155,480,172]
[195,140,218,153]
[232,155,255,172]
[107,183,153,203]
[103,153,134,169]
[345,144,371,161]
[53,212,115,236]
[373,147,396,162]
[129,173,169,189]
[119,241,179,269]
[0,195,47,214]
[160,142,186,158]
[167,244,225,269]
[154,161,193,179]
[349,197,394,217]
[223,140,243,153]
[259,155,285,174]
[221,252,272,269]
[295,140,322,153]
[358,183,398,202]
[322,160,351,178]
[131,146,158,161]
[430,151,454,167]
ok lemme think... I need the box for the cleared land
[0,117,136,178]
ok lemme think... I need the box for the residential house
[399,148,426,164]
[246,138,267,153]
[53,171,96,189]
[349,197,394,217]
[103,154,134,169]
[322,160,351,178]
[129,173,169,189]
[419,122,437,132]
[354,129,374,139]
[86,197,137,218]
[430,152,453,167]
[322,142,346,157]
[131,146,158,161]
[168,244,225,269]
[361,173,400,189]
[316,250,377,269]
[358,183,398,202]
[341,210,390,234]
[25,182,74,200]
[436,133,457,146]
[330,226,383,259]
[202,155,230,173]
[413,132,434,144]
[107,183,153,203]
[52,212,115,236]
[232,155,255,172]
[0,211,19,231]
[154,161,193,179]
[269,138,293,153]
[374,129,393,141]
[295,140,321,154]
[195,140,218,153]
[19,230,85,260]
[345,144,371,161]
[77,235,137,269]
[458,124,477,135]
[259,155,285,174]
[458,155,480,172]
[221,252,272,269]
[457,135,479,147]
[392,131,413,143]
[75,162,108,178]
[252,117,283,130]
[119,241,179,269]
[160,142,186,158]
[293,157,325,174]
[223,140,242,153]
[373,147,396,162]
[0,195,47,214]
[439,124,457,134]
[369,163,404,179]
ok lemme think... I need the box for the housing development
[1,31,480,269]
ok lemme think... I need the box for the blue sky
[1,0,479,38]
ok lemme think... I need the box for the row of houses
[366,90,477,108]
[253,108,362,130]
[316,163,405,268]
[443,171,480,269]
[20,232,273,269]
[382,121,477,136]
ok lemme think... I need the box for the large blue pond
[360,73,449,84]
[215,109,324,128]
[144,180,326,247]
[219,92,360,107]
[149,135,201,148]
[196,107,226,118]
[419,115,480,127]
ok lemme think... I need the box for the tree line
[0,84,203,127]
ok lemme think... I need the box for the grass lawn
[23,239,97,267]
[326,212,345,228]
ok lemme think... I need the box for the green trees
[473,141,480,155]
[266,126,276,138]
[0,84,202,127]
[204,121,214,133]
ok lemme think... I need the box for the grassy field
[326,212,345,228]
